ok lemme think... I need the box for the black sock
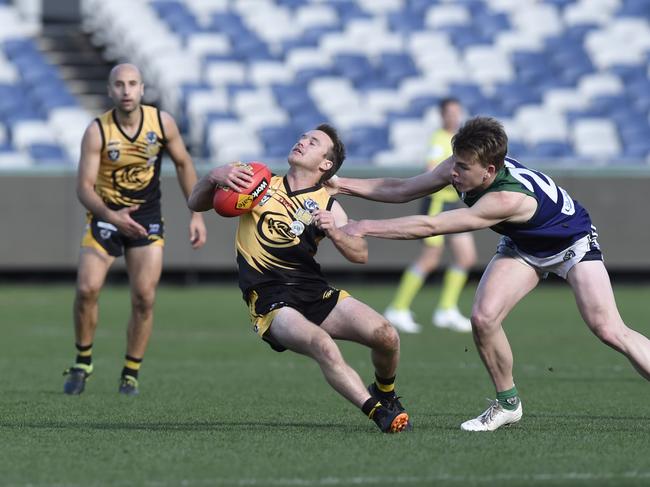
[121,355,142,379]
[75,343,92,366]
[361,398,382,418]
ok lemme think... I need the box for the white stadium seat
[425,4,471,28]
[573,118,621,158]
[12,121,57,150]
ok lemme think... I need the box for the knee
[470,307,500,336]
[131,289,156,315]
[375,320,399,352]
[312,334,341,365]
[76,282,101,304]
[374,320,400,353]
[590,319,624,348]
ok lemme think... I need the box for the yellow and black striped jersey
[236,175,334,294]
[94,105,166,216]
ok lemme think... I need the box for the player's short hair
[439,97,461,113]
[316,123,346,183]
[452,116,508,170]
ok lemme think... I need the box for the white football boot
[460,399,523,431]
[433,307,472,333]
[384,307,422,333]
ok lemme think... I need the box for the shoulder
[82,119,103,147]
[157,110,180,140]
[474,190,536,222]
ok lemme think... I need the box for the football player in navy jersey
[331,116,650,431]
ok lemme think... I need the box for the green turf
[1,281,650,487]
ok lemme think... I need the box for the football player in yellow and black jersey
[189,124,411,433]
[384,97,478,334]
[63,64,207,396]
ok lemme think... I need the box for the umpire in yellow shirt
[384,97,477,333]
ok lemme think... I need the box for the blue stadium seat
[617,0,650,17]
[28,143,68,164]
[530,141,574,158]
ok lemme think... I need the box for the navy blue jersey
[461,157,593,257]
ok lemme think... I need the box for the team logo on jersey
[258,211,299,247]
[146,131,158,144]
[304,198,319,212]
[113,163,154,192]
[107,140,120,161]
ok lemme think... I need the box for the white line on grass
[10,471,650,487]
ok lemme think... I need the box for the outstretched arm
[326,157,455,203]
[312,201,367,264]
[342,191,535,240]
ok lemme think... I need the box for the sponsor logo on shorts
[563,249,576,262]
[149,223,160,234]
[100,229,112,240]
[323,289,334,300]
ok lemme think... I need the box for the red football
[213,162,272,217]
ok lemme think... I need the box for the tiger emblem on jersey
[112,163,155,192]
[257,211,300,248]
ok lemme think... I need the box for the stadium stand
[1,0,649,166]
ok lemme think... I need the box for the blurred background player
[63,63,207,396]
[188,125,410,433]
[384,98,477,333]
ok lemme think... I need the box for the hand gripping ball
[212,162,272,217]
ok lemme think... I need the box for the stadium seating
[0,3,91,166]
[1,0,649,167]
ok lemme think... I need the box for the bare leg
[471,255,540,391]
[268,307,372,408]
[413,244,444,275]
[568,260,650,380]
[74,248,114,346]
[124,245,163,358]
[322,297,400,380]
[448,232,477,271]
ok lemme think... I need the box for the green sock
[496,386,519,411]
[437,266,468,310]
[390,267,425,310]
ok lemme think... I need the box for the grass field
[2,281,650,487]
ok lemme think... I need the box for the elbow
[187,196,199,212]
[352,246,368,264]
